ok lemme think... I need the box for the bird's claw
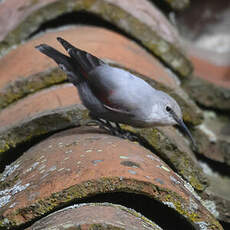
[94,119,137,141]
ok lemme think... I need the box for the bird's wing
[56,37,132,114]
[57,37,105,74]
[89,73,134,116]
[88,65,155,116]
[56,37,154,116]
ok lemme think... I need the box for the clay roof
[0,0,229,229]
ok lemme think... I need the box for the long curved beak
[173,115,197,149]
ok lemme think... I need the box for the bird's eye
[166,106,172,112]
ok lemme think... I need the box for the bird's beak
[173,115,196,149]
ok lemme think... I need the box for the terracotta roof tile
[0,26,177,89]
[0,83,79,127]
[0,127,221,229]
[0,0,229,228]
[0,0,192,76]
[28,203,162,230]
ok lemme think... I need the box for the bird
[35,37,196,147]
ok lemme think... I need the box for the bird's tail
[35,44,81,86]
[56,37,105,75]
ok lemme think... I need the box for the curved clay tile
[0,84,79,127]
[0,126,222,229]
[0,1,228,227]
[0,26,178,90]
[0,0,192,76]
[29,203,162,230]
[0,85,207,194]
[0,26,202,126]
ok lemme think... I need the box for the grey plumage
[36,37,195,147]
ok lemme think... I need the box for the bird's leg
[103,120,121,136]
[115,122,138,141]
[115,122,127,134]
[88,112,116,134]
[89,116,116,135]
[89,113,137,141]
[115,122,123,133]
[92,118,127,137]
[87,113,109,131]
[95,119,113,133]
[104,121,137,141]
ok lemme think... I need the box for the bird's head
[154,91,196,148]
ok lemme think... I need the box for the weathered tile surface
[0,26,179,110]
[0,0,192,76]
[0,84,79,127]
[28,203,162,230]
[0,127,222,229]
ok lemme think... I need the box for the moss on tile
[0,68,66,110]
[182,76,230,111]
[120,125,208,192]
[0,104,88,162]
[0,65,201,128]
[1,178,222,229]
[0,0,192,77]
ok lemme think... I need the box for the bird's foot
[114,123,138,141]
[94,119,137,141]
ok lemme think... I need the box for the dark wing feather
[57,37,105,74]
[35,44,71,68]
[35,44,81,86]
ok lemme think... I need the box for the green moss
[1,177,222,229]
[170,150,208,192]
[0,0,192,77]
[174,201,199,221]
[169,152,207,191]
[119,125,208,192]
[0,104,87,162]
[163,194,205,223]
[0,68,66,110]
